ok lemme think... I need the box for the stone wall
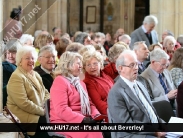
[3,0,68,36]
[150,0,183,41]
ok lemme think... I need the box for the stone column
[150,0,183,41]
[35,0,48,31]
[0,0,3,112]
[60,0,67,33]
[119,0,135,35]
[47,0,67,34]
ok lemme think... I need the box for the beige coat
[7,66,50,135]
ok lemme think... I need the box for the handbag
[3,106,30,138]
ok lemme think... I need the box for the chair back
[152,100,175,123]
[45,99,65,138]
[3,86,7,108]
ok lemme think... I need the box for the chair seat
[152,100,175,123]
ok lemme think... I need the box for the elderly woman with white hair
[19,34,34,46]
[7,46,50,138]
[50,51,103,138]
[163,35,176,61]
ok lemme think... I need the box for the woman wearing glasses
[83,51,114,117]
[7,46,50,138]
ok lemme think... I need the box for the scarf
[65,74,91,116]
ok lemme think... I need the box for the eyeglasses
[122,62,138,69]
[23,57,35,61]
[41,56,56,59]
[86,62,99,68]
[155,61,168,68]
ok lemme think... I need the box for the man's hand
[167,89,177,99]
[155,132,166,138]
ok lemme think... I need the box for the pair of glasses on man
[122,62,138,69]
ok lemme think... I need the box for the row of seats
[44,99,175,138]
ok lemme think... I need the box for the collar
[120,75,135,85]
[138,60,143,65]
[149,66,159,78]
[120,75,137,94]
[142,25,148,33]
[41,66,51,74]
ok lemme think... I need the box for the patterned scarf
[65,74,91,116]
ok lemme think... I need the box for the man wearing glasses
[108,50,165,138]
[34,45,57,92]
[141,48,177,108]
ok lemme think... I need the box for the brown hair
[148,43,162,52]
[34,34,53,49]
[56,37,71,57]
[168,47,183,70]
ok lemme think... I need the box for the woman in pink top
[50,51,103,138]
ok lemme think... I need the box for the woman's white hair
[163,35,176,47]
[150,48,169,62]
[16,46,38,66]
[20,34,34,45]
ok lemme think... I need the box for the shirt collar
[41,66,51,74]
[138,60,143,65]
[149,66,159,78]
[120,75,135,86]
[142,25,148,33]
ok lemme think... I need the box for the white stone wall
[150,0,183,41]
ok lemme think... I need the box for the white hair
[19,34,34,45]
[150,48,169,61]
[143,15,158,25]
[95,32,105,38]
[119,34,131,42]
[38,45,57,57]
[116,50,137,72]
[163,35,176,47]
[34,30,42,38]
[16,46,38,66]
[133,41,146,50]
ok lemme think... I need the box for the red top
[103,62,118,80]
[84,71,114,115]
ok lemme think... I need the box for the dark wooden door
[134,0,149,29]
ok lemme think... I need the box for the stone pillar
[0,0,3,112]
[60,0,67,33]
[119,0,135,35]
[35,0,48,31]
[150,0,183,41]
[47,0,67,34]
[22,0,36,35]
